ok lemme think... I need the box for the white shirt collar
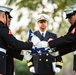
[39,29,47,37]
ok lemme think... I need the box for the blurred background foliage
[3,0,76,75]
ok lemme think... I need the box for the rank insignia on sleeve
[70,28,76,34]
[8,30,12,35]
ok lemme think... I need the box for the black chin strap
[5,12,8,26]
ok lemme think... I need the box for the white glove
[31,35,40,46]
[35,41,48,48]
[29,66,35,73]
[23,51,32,61]
[74,50,76,55]
[48,38,53,42]
[13,72,15,75]
[52,62,60,73]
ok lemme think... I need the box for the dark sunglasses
[38,20,47,23]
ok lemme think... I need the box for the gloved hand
[35,41,48,48]
[29,66,35,73]
[48,38,53,42]
[74,50,76,55]
[23,51,32,61]
[52,62,61,73]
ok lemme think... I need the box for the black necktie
[41,33,44,40]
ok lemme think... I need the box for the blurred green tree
[14,59,32,75]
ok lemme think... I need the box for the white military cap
[36,14,49,22]
[0,6,12,12]
[64,8,74,18]
[71,5,76,13]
